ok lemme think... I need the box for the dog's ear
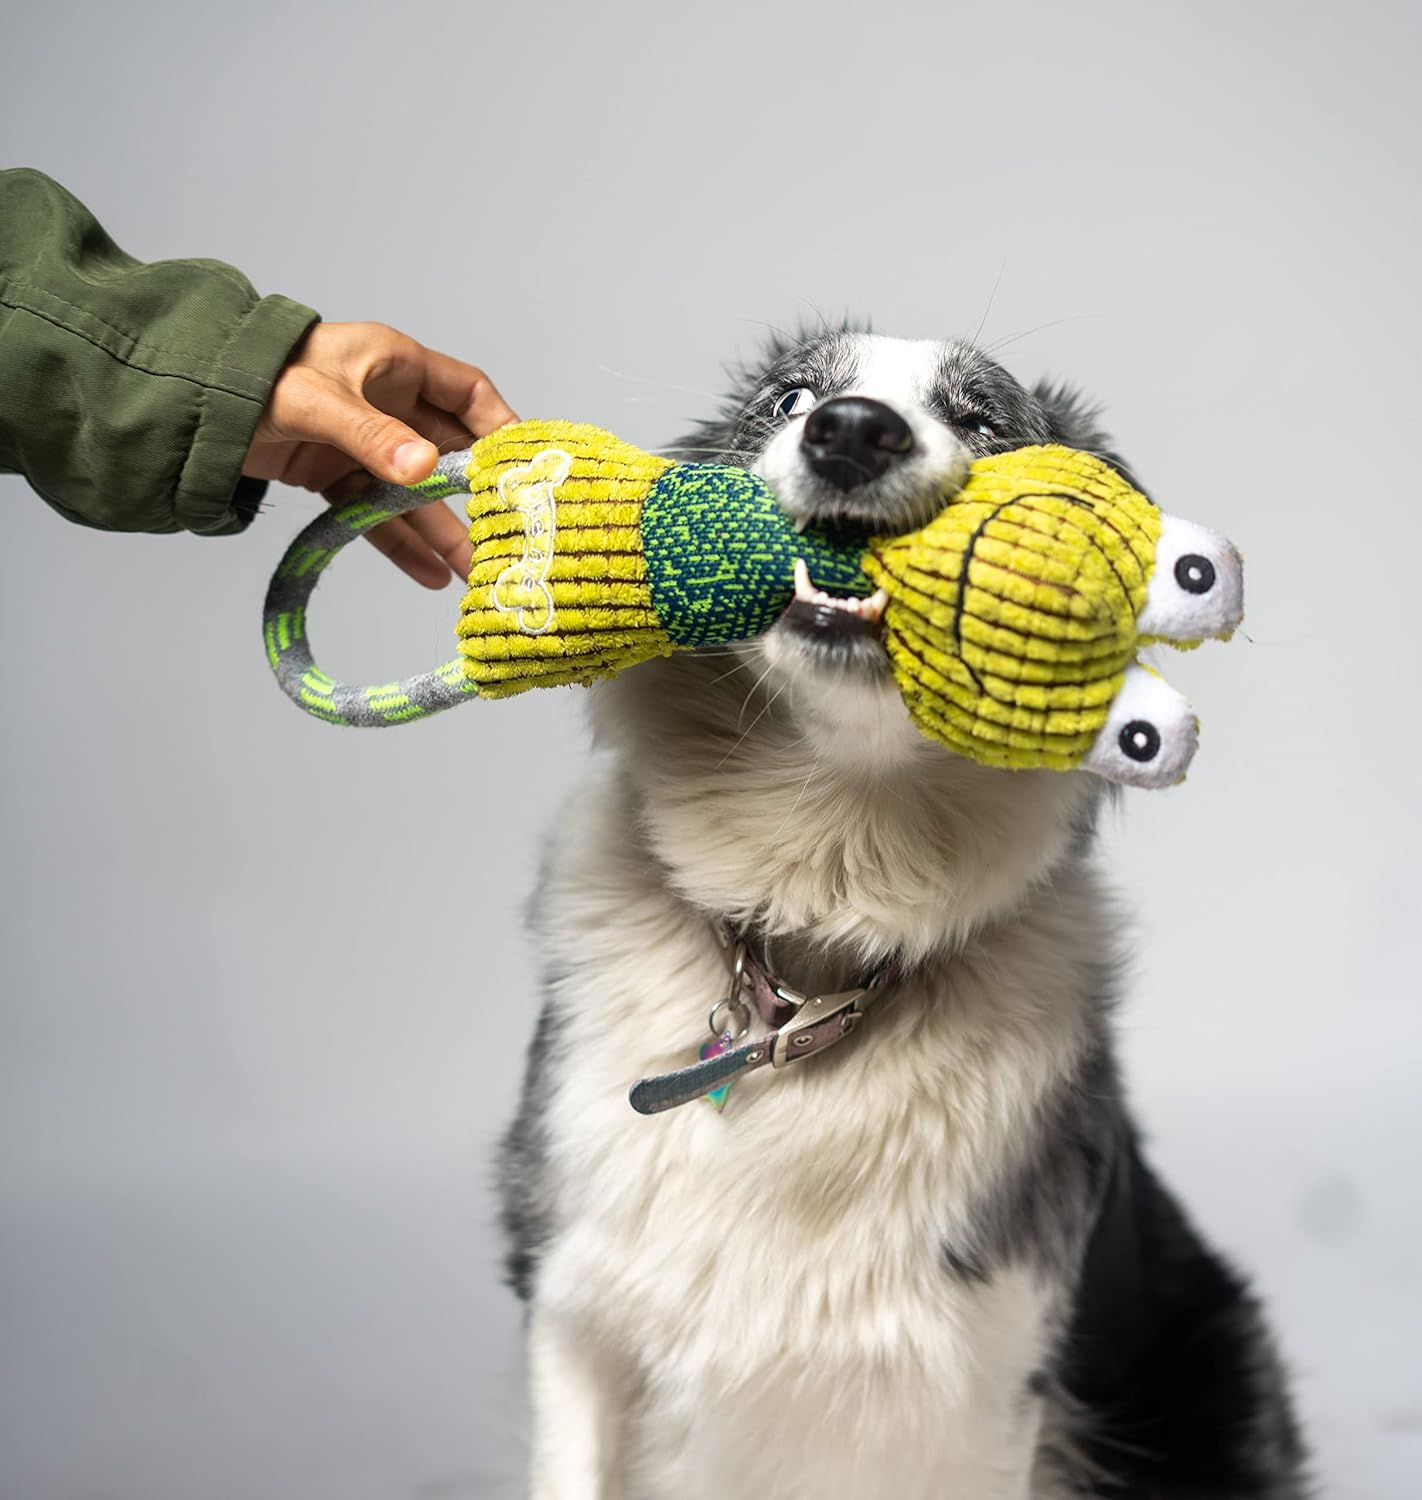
[1031,380,1146,496]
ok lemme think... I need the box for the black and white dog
[500,328,1307,1498]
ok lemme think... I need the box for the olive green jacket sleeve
[0,168,319,535]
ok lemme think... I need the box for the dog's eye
[774,387,817,420]
[955,412,996,439]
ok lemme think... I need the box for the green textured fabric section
[640,464,873,648]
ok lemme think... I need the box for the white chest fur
[522,768,1100,1499]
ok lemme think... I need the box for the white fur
[527,750,1105,1500]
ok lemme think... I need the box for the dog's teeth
[791,561,888,625]
[793,557,815,602]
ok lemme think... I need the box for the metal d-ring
[709,940,751,1040]
[708,996,752,1041]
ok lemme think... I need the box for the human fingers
[336,508,453,590]
[279,367,439,486]
[416,348,519,438]
[402,497,474,581]
[321,469,468,588]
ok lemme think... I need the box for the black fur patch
[1060,1140,1310,1496]
[497,985,566,1301]
[924,861,1308,1494]
[940,1242,990,1283]
[1030,379,1147,495]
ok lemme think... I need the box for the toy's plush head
[862,445,1241,782]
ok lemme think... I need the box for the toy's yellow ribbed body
[457,431,1166,767]
[447,422,1234,782]
[865,448,1163,769]
[457,423,675,696]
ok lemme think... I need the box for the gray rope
[262,449,480,727]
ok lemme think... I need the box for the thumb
[312,384,438,485]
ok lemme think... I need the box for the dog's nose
[801,398,914,492]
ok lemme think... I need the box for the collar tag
[627,929,902,1117]
[699,1032,736,1111]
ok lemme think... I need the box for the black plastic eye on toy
[1174,554,1216,594]
[1119,720,1162,763]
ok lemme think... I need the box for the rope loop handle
[262,450,479,727]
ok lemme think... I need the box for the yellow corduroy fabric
[864,446,1163,769]
[457,422,676,696]
[458,428,1168,772]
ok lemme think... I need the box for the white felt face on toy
[1140,516,1245,644]
[1086,519,1244,789]
[1082,664,1200,788]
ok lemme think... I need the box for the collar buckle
[769,985,870,1068]
[626,923,904,1116]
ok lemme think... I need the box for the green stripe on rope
[264,449,489,730]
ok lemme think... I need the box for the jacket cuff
[173,293,318,537]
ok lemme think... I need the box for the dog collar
[627,925,901,1115]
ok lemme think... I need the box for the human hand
[243,321,518,587]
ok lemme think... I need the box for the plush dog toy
[264,420,1243,788]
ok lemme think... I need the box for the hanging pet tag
[701,995,751,1112]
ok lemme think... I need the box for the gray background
[2,1,1418,1495]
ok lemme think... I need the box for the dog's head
[592,328,1130,963]
[716,329,1135,695]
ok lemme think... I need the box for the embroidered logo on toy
[491,448,571,635]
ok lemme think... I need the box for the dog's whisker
[660,439,769,450]
[737,315,801,346]
[870,771,914,810]
[796,298,834,338]
[774,748,824,837]
[735,660,777,731]
[705,658,752,688]
[970,257,1008,347]
[595,363,721,401]
[982,313,1107,356]
[653,446,764,459]
[716,681,787,769]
